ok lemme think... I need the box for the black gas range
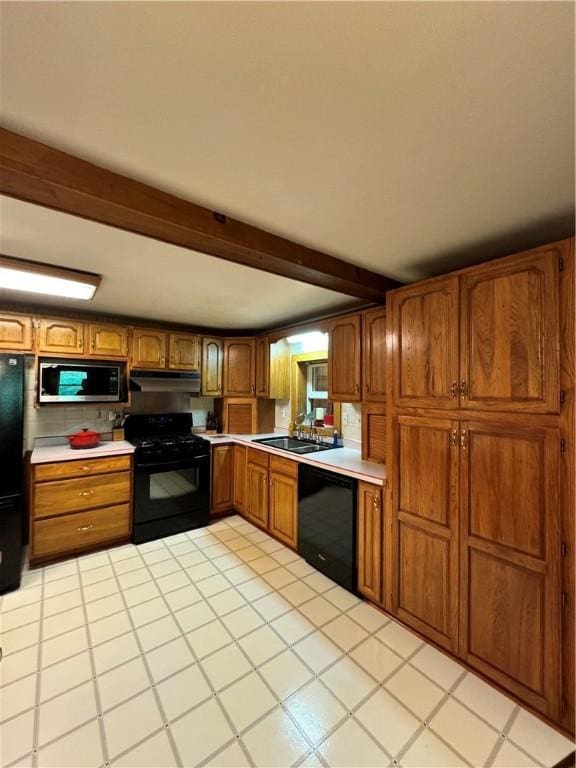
[125,413,211,543]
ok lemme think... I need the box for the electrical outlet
[343,414,349,425]
[108,410,116,422]
[280,408,286,418]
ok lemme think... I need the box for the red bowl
[67,428,101,449]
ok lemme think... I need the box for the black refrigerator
[0,353,25,594]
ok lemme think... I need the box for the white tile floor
[1,515,574,768]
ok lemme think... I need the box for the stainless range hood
[129,370,201,394]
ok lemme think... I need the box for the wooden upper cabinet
[269,339,291,400]
[202,337,223,397]
[357,481,383,604]
[328,314,362,401]
[168,332,201,371]
[363,307,387,401]
[393,415,460,651]
[391,276,459,409]
[255,336,270,398]
[361,403,386,464]
[131,328,166,369]
[211,445,234,514]
[0,312,33,351]
[460,248,560,414]
[38,318,85,355]
[223,338,256,397]
[459,421,560,717]
[88,322,128,358]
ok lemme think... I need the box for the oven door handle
[135,455,210,472]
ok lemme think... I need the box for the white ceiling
[0,1,574,326]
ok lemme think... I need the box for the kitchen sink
[253,436,337,455]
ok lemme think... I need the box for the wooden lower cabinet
[391,416,460,652]
[29,455,132,564]
[357,481,383,603]
[233,445,247,513]
[269,456,298,548]
[459,421,561,718]
[245,449,269,528]
[211,445,234,514]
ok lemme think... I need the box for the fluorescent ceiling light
[0,255,101,300]
[286,331,328,351]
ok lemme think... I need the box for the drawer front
[247,447,270,468]
[34,472,131,519]
[35,455,132,482]
[270,454,298,479]
[33,504,131,558]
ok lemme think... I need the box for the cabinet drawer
[33,504,131,558]
[34,472,131,519]
[270,454,298,479]
[247,447,270,468]
[35,455,132,482]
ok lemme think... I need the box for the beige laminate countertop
[202,433,386,486]
[30,440,135,464]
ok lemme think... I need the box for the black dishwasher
[298,464,357,592]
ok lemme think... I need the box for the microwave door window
[58,370,88,396]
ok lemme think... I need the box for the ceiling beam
[0,127,400,301]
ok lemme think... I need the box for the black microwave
[38,359,126,403]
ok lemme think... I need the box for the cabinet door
[131,329,166,369]
[89,323,128,358]
[459,421,560,717]
[328,314,362,401]
[233,445,247,514]
[460,249,560,413]
[223,338,256,396]
[169,332,201,371]
[255,336,270,398]
[245,460,269,529]
[223,399,256,434]
[363,307,387,402]
[358,482,383,603]
[392,415,460,651]
[0,313,33,351]
[38,318,85,355]
[269,469,297,548]
[361,403,386,464]
[391,277,459,409]
[202,337,223,396]
[211,445,234,514]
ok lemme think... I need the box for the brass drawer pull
[78,490,95,497]
[451,381,458,398]
[80,466,91,471]
[460,380,467,398]
[451,429,458,447]
[77,524,94,532]
[460,429,467,449]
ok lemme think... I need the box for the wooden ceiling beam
[0,127,400,301]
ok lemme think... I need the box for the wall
[23,359,214,450]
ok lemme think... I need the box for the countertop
[202,433,386,486]
[31,440,135,464]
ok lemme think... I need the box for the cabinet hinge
[561,592,567,609]
[560,390,566,405]
[561,542,568,557]
[560,438,566,453]
[559,257,565,272]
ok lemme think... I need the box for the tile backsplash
[23,359,214,451]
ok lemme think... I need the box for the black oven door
[132,455,210,543]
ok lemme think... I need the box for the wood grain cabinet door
[255,336,270,398]
[269,470,297,548]
[459,421,561,717]
[393,415,460,651]
[131,329,166,369]
[363,307,387,401]
[245,456,269,529]
[361,403,386,464]
[328,314,362,401]
[168,332,201,371]
[460,249,560,413]
[38,318,85,355]
[211,445,234,514]
[89,323,128,358]
[358,482,383,603]
[233,445,247,514]
[391,277,459,409]
[202,337,223,396]
[0,313,33,351]
[223,338,256,396]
